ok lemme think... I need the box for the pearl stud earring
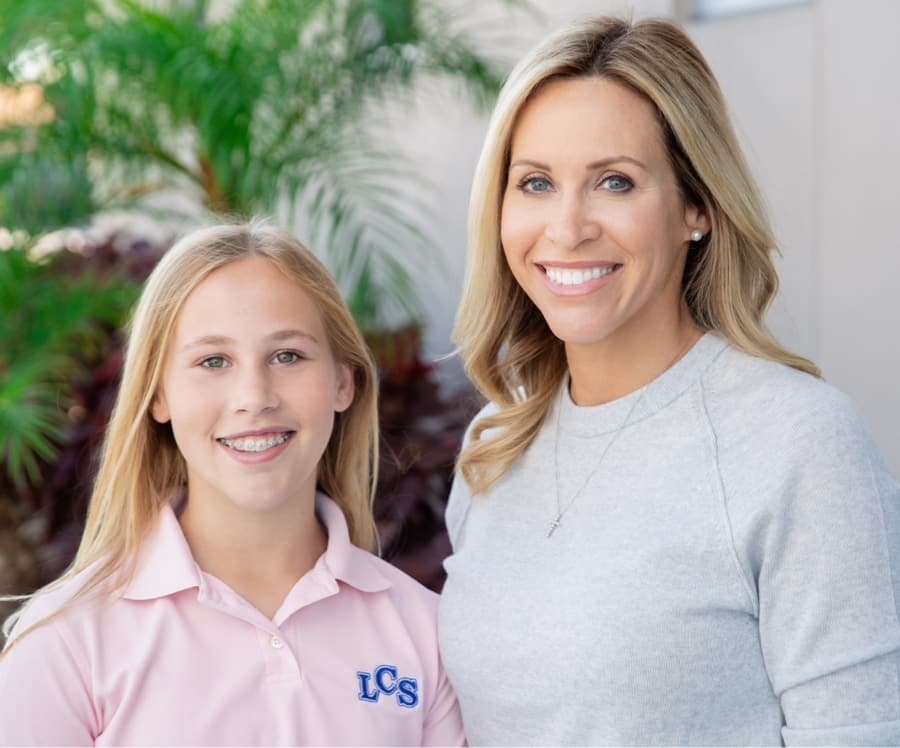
[691,229,704,242]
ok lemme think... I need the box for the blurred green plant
[0,244,139,490]
[0,0,518,328]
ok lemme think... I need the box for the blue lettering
[356,671,379,703]
[396,677,419,708]
[374,664,398,695]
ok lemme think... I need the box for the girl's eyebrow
[179,329,319,353]
[508,155,648,171]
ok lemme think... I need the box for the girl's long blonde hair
[3,220,378,644]
[454,15,819,494]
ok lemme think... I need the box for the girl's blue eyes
[201,356,227,369]
[199,351,303,368]
[517,173,633,193]
[273,350,301,365]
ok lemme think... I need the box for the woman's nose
[543,193,602,250]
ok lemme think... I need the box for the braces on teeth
[219,434,290,452]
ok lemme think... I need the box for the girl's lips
[216,431,295,465]
[217,428,294,441]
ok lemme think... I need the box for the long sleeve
[440,337,900,745]
[717,378,900,745]
[0,618,98,746]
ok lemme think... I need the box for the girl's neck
[565,312,703,406]
[177,494,327,619]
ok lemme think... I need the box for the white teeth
[219,433,290,452]
[546,265,615,286]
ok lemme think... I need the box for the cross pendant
[547,515,562,538]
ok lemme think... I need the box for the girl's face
[151,255,353,517]
[500,76,708,355]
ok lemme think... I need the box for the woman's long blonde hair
[3,220,378,643]
[454,15,819,494]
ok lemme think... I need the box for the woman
[438,15,900,746]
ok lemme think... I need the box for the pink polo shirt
[0,494,464,746]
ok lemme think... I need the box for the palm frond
[0,0,528,323]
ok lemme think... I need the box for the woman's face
[500,76,708,354]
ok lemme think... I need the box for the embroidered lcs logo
[356,664,419,708]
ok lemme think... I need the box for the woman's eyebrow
[508,155,648,171]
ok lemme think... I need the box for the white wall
[817,0,900,474]
[399,0,899,473]
[683,0,900,473]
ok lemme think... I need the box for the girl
[438,15,900,746]
[0,221,464,746]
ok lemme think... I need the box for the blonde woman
[438,15,900,746]
[0,222,464,746]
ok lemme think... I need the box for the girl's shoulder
[5,560,112,646]
[362,551,440,609]
[316,494,440,616]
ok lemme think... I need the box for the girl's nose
[231,365,279,414]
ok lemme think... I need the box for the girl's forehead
[170,257,328,345]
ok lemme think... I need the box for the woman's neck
[565,313,703,406]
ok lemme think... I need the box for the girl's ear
[150,391,171,424]
[334,364,354,413]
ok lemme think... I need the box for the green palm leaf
[0,0,528,326]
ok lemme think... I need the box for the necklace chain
[546,335,698,539]
[547,385,644,538]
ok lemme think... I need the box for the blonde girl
[1,221,463,746]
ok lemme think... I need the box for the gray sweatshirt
[438,333,900,746]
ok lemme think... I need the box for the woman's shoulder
[464,398,501,434]
[700,342,895,491]
[702,343,863,436]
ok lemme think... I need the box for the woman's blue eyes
[601,174,632,192]
[201,356,227,369]
[517,174,633,193]
[520,176,552,193]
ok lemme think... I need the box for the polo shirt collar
[316,492,392,593]
[122,492,392,601]
[122,502,202,600]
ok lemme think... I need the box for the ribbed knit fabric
[438,332,900,746]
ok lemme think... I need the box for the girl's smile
[217,429,295,462]
[151,255,353,518]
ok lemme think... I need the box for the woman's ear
[150,391,171,424]
[334,364,354,413]
[684,202,711,240]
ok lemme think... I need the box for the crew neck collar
[556,331,728,436]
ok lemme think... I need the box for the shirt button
[270,636,285,650]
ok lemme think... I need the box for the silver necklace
[546,384,645,538]
[546,336,698,538]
